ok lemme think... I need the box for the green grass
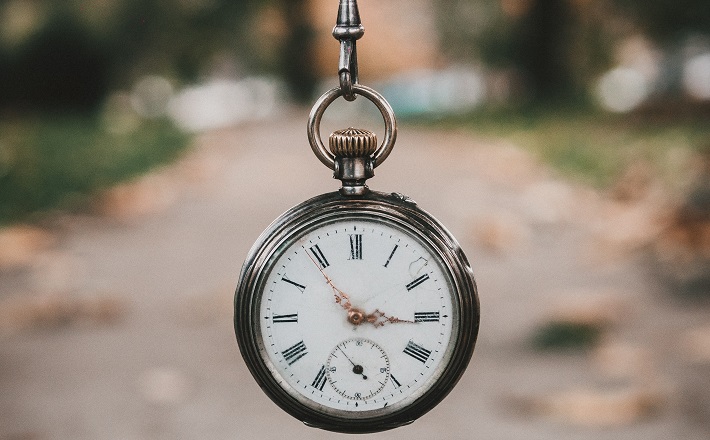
[0,115,189,225]
[531,321,603,351]
[425,106,710,188]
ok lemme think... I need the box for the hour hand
[365,309,414,327]
[346,308,414,328]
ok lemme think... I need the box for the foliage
[532,321,602,351]
[0,0,264,112]
[436,0,710,104]
[613,0,710,42]
[0,116,189,225]
[436,0,617,103]
[429,106,710,187]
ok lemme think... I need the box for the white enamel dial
[257,217,456,413]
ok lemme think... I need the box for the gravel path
[1,112,708,439]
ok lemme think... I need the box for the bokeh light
[683,53,710,100]
[595,67,650,113]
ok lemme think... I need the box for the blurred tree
[278,0,317,103]
[436,0,710,105]
[0,0,268,113]
[0,11,110,112]
[3,0,708,113]
[614,0,710,42]
[103,0,259,83]
[436,0,609,104]
[512,0,576,103]
[436,0,513,68]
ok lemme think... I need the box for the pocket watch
[234,1,479,434]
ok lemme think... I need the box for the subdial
[326,338,390,401]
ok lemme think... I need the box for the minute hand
[364,309,414,328]
[306,251,353,312]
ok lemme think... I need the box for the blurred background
[1,0,709,439]
[2,0,710,221]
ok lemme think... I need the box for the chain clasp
[333,0,364,101]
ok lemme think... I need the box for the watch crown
[329,127,377,158]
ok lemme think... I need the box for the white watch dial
[258,217,456,413]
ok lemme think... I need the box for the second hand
[338,345,367,380]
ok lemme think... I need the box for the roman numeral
[282,340,308,365]
[390,374,402,388]
[384,245,398,268]
[403,340,431,363]
[273,313,298,323]
[406,273,430,291]
[414,311,440,322]
[281,276,306,292]
[309,245,329,269]
[311,365,327,391]
[349,234,362,260]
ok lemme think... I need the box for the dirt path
[1,112,708,439]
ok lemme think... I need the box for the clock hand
[337,346,367,380]
[364,309,414,328]
[345,308,415,328]
[306,251,353,312]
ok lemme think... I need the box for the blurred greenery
[429,107,710,187]
[437,0,710,104]
[0,116,189,225]
[1,0,709,225]
[532,321,602,351]
[614,0,710,42]
[0,0,264,112]
[1,0,708,110]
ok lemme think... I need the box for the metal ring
[307,84,397,171]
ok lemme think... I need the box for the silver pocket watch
[234,1,479,434]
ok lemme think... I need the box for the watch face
[258,216,456,414]
[235,192,478,433]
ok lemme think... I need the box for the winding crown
[329,127,377,158]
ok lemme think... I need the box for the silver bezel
[234,191,479,434]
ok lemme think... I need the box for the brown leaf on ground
[510,386,665,427]
[0,226,55,269]
[548,291,629,328]
[0,293,127,336]
[470,211,531,255]
[682,326,710,364]
[467,142,544,189]
[651,154,710,292]
[178,286,234,326]
[610,160,655,203]
[95,171,179,221]
[585,199,671,262]
[592,339,656,380]
[173,144,225,186]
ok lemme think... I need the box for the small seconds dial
[326,338,390,400]
[259,217,455,413]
